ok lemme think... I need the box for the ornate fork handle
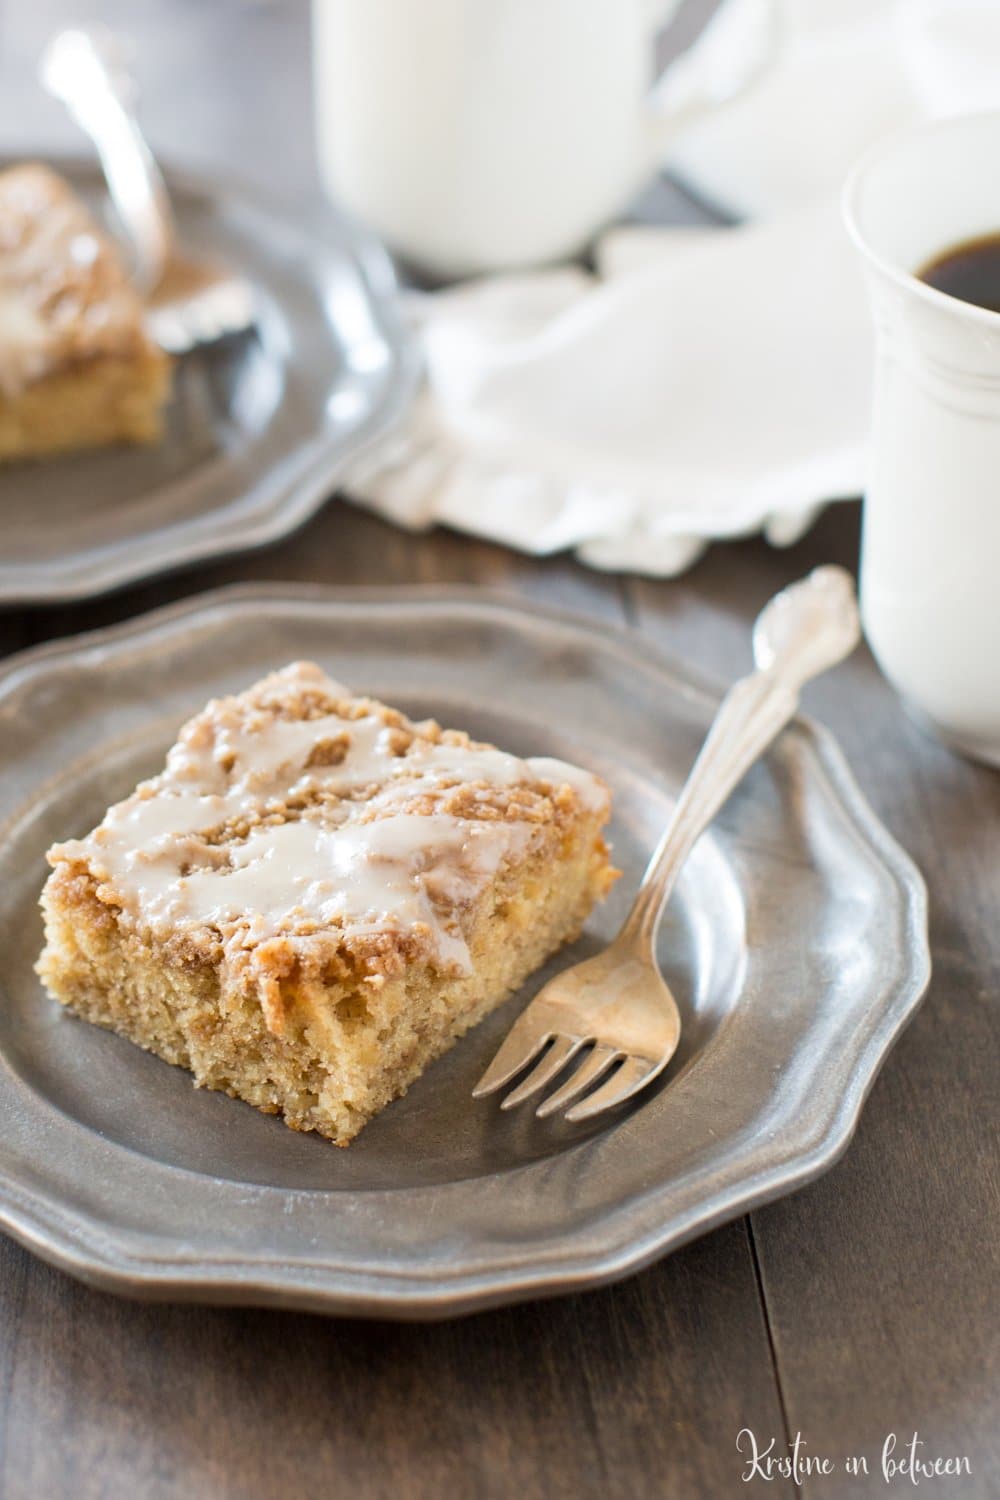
[41,27,175,294]
[620,565,861,953]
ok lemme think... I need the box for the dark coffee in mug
[919,233,1000,314]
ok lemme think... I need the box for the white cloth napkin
[344,199,872,576]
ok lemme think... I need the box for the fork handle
[40,28,175,294]
[619,670,797,948]
[619,565,861,951]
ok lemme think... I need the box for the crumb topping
[0,164,158,396]
[49,663,610,985]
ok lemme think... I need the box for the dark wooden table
[0,4,997,1497]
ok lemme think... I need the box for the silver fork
[40,27,256,354]
[474,565,861,1124]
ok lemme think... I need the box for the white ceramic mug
[312,0,776,278]
[844,112,1000,766]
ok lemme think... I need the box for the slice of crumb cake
[0,164,171,461]
[37,663,617,1145]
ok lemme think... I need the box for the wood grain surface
[0,3,997,1497]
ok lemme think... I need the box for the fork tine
[535,1045,620,1119]
[472,1020,552,1099]
[563,1056,664,1123]
[500,1036,584,1111]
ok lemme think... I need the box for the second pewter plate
[0,586,929,1316]
[0,158,418,605]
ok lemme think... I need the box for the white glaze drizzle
[62,665,608,971]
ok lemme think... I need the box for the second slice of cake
[0,164,172,461]
[37,663,617,1144]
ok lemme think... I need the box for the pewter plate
[0,586,929,1317]
[0,159,418,605]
